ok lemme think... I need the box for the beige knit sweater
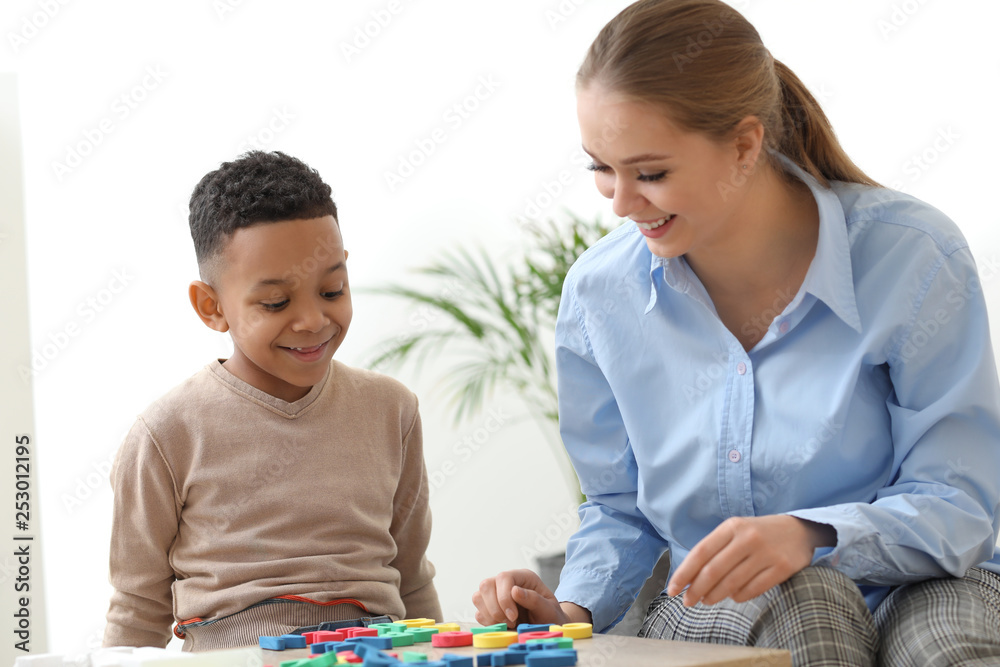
[104,360,441,648]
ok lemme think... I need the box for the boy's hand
[666,515,836,607]
[473,569,590,628]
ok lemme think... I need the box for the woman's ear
[733,115,765,171]
[189,281,229,333]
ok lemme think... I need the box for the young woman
[472,1,1000,665]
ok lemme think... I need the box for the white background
[1,0,999,656]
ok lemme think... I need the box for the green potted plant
[365,213,612,502]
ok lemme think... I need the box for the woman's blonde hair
[577,0,879,188]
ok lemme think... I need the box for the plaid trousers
[638,565,1000,666]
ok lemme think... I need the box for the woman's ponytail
[773,59,879,187]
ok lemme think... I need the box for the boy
[103,151,441,651]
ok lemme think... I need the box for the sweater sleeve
[388,405,443,621]
[103,418,181,648]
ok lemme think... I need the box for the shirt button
[778,320,790,334]
[728,449,741,463]
[736,362,747,375]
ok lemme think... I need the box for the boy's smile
[191,215,351,402]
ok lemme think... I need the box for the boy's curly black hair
[189,151,338,281]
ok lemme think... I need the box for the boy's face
[206,215,351,402]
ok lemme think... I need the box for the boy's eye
[261,300,289,311]
[638,171,668,182]
[323,289,345,300]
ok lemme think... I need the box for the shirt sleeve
[789,246,1000,584]
[552,278,669,632]
[389,405,443,622]
[103,418,180,648]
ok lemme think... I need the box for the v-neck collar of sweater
[207,359,332,417]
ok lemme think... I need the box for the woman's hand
[472,569,591,628]
[666,515,836,606]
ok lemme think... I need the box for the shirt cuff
[554,568,626,633]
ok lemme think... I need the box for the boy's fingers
[494,571,524,624]
[476,577,507,625]
[511,585,558,620]
[476,569,552,627]
[471,589,493,625]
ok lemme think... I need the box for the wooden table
[263,632,791,666]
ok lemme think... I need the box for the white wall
[1,0,998,656]
[0,72,50,666]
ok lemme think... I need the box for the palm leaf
[364,213,612,426]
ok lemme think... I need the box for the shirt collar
[647,153,862,333]
[780,155,862,333]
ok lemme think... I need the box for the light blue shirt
[552,157,1000,632]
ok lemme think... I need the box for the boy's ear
[189,281,229,333]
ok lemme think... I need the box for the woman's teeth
[635,215,673,230]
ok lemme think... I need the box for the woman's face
[576,84,748,260]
